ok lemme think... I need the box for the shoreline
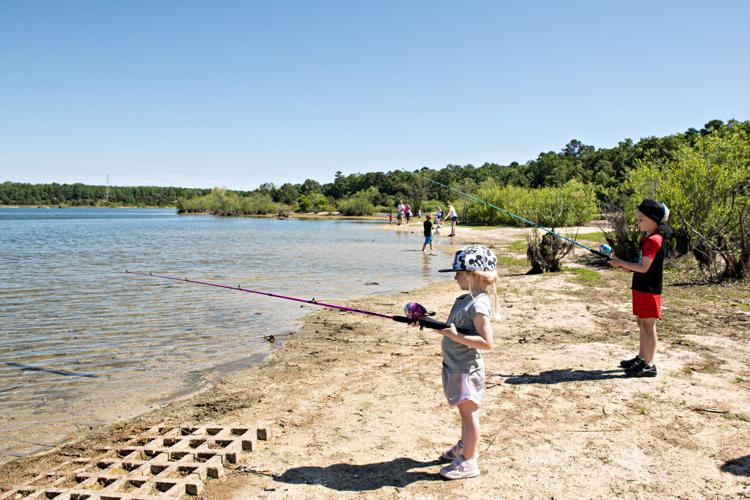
[2,225,748,498]
[0,206,390,222]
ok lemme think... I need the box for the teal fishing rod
[424,177,613,259]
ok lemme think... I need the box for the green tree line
[0,182,214,207]
[4,118,748,226]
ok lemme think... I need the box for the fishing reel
[599,244,613,256]
[396,302,472,334]
[403,302,432,320]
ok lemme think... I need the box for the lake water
[0,208,453,462]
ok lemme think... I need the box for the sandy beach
[2,223,749,498]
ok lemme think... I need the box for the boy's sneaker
[625,361,657,377]
[440,455,480,480]
[620,355,643,369]
[440,440,464,462]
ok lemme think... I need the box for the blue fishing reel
[598,244,613,256]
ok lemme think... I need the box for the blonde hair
[467,270,499,321]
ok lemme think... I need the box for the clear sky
[1,0,748,189]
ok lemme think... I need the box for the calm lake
[0,208,453,462]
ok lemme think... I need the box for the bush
[464,179,599,227]
[526,228,575,273]
[242,192,279,214]
[177,188,279,215]
[337,191,375,216]
[601,197,643,263]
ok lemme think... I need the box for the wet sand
[2,224,749,498]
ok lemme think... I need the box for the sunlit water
[0,208,453,462]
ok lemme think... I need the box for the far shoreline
[0,205,390,222]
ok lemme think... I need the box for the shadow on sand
[490,369,626,386]
[275,458,443,491]
[721,455,750,476]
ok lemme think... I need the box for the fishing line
[125,271,473,334]
[423,177,612,259]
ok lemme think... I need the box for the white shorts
[442,365,485,407]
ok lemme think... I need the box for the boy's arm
[610,236,660,273]
[441,314,493,350]
[610,255,653,273]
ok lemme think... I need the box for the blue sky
[1,0,748,189]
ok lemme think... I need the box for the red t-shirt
[641,234,663,260]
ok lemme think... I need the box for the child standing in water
[421,214,434,252]
[609,199,671,377]
[433,245,497,479]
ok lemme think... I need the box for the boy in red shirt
[609,199,671,377]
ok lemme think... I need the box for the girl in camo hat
[433,244,498,479]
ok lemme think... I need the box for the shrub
[464,179,599,227]
[337,191,375,216]
[526,228,576,273]
[177,188,279,215]
[626,127,750,280]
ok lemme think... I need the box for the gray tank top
[442,293,491,371]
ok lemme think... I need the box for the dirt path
[2,227,749,498]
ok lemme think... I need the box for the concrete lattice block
[0,423,270,500]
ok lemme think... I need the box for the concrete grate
[0,423,270,500]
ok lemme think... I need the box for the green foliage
[297,192,330,212]
[464,179,598,227]
[177,189,278,215]
[297,194,313,212]
[0,182,210,207]
[419,199,444,213]
[274,183,299,205]
[626,125,750,279]
[336,190,376,216]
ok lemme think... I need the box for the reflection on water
[0,208,452,461]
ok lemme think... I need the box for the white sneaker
[439,454,480,480]
[440,440,464,461]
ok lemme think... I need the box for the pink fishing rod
[125,271,472,334]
